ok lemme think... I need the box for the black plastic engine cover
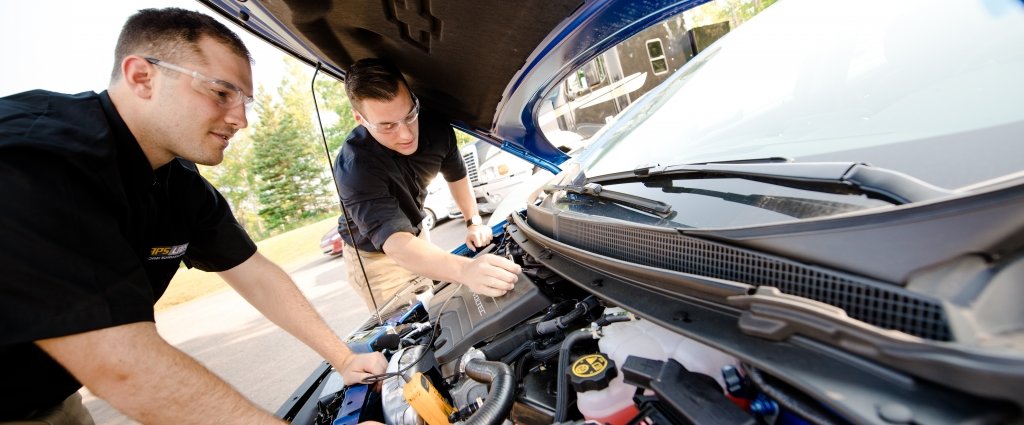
[429,272,550,364]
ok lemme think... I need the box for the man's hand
[458,254,522,297]
[465,224,493,251]
[335,352,388,385]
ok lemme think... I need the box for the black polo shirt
[0,90,257,419]
[333,112,466,252]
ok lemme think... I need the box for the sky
[0,0,288,98]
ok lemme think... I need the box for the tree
[249,59,335,234]
[198,129,262,235]
[312,75,357,156]
[309,70,380,223]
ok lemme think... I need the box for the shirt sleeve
[438,124,468,182]
[178,163,257,272]
[335,150,420,251]
[0,149,155,344]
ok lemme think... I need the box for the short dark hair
[110,7,251,82]
[344,58,411,110]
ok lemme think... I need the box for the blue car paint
[493,0,712,171]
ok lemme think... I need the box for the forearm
[36,322,281,425]
[383,232,470,282]
[218,253,353,369]
[447,177,479,219]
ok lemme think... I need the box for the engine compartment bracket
[622,356,755,425]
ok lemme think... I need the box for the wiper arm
[544,182,673,217]
[594,162,952,204]
[662,186,863,218]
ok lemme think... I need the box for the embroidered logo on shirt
[148,243,188,260]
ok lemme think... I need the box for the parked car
[319,225,344,256]
[205,0,1024,424]
[458,139,535,216]
[422,174,455,230]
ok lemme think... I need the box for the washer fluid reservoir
[576,311,739,425]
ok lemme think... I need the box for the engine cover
[429,272,549,364]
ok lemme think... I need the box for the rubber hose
[499,340,535,364]
[531,342,561,362]
[541,299,577,321]
[746,366,835,425]
[554,329,594,422]
[537,308,582,335]
[480,325,538,360]
[464,359,516,425]
[537,297,599,335]
[595,313,632,326]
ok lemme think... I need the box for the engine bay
[288,218,1020,425]
[289,224,781,425]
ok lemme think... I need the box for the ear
[120,56,157,100]
[352,109,364,125]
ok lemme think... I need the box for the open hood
[196,1,1024,423]
[198,0,708,172]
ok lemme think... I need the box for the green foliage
[312,75,357,156]
[247,58,337,236]
[197,129,261,234]
[454,129,480,149]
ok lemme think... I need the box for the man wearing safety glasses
[333,59,521,310]
[0,8,385,425]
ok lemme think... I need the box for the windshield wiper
[660,186,864,218]
[592,162,952,204]
[544,182,673,217]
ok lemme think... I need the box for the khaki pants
[342,226,432,310]
[2,392,96,425]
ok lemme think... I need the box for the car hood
[198,0,708,172]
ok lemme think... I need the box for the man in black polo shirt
[0,8,385,425]
[334,59,522,309]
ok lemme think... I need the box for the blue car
[202,0,1024,423]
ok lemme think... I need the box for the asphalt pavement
[82,218,468,423]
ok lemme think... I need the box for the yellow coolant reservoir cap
[570,353,618,392]
[403,372,454,425]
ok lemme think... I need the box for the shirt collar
[97,91,159,187]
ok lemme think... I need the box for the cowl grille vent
[554,219,952,341]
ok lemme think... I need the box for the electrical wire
[310,63,383,325]
[358,283,463,383]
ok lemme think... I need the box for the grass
[154,216,337,311]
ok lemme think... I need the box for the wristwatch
[466,214,482,227]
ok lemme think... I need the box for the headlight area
[289,215,1017,425]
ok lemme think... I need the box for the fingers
[366,352,387,374]
[475,285,509,298]
[482,253,522,274]
[475,275,515,297]
[465,233,482,252]
[481,271,516,291]
[354,372,373,385]
[341,353,388,385]
[463,254,522,297]
[465,227,494,252]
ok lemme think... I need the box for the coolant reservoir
[576,311,739,425]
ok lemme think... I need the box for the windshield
[575,0,1024,190]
